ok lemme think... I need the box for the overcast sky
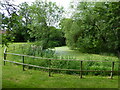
[14,0,72,10]
[2,0,118,17]
[1,0,72,17]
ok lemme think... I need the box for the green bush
[8,44,119,76]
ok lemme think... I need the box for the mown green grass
[2,62,118,88]
[1,43,119,88]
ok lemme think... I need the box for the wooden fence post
[80,61,83,78]
[110,62,114,79]
[49,59,51,77]
[4,48,7,65]
[22,56,25,71]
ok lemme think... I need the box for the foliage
[27,1,64,49]
[24,44,55,58]
[61,2,120,56]
[1,0,65,48]
[1,0,16,46]
[7,44,119,76]
[1,1,120,57]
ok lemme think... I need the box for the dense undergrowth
[6,44,119,76]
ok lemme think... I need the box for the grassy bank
[1,43,119,88]
[5,43,119,75]
[2,62,118,88]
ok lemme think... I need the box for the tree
[61,2,120,57]
[28,0,64,49]
[1,0,18,46]
[1,0,65,48]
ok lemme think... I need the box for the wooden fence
[3,47,119,79]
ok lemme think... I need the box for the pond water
[52,46,118,61]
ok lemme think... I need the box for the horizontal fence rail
[5,52,118,62]
[3,47,120,79]
[3,60,119,72]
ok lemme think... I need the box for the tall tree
[28,0,64,49]
[1,0,19,46]
[61,2,120,57]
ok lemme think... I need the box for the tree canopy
[1,0,65,48]
[1,1,120,57]
[61,2,120,57]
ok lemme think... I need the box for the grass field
[2,63,118,88]
[5,43,119,75]
[1,43,119,88]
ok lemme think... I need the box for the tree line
[61,2,120,57]
[1,0,65,49]
[1,0,120,57]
